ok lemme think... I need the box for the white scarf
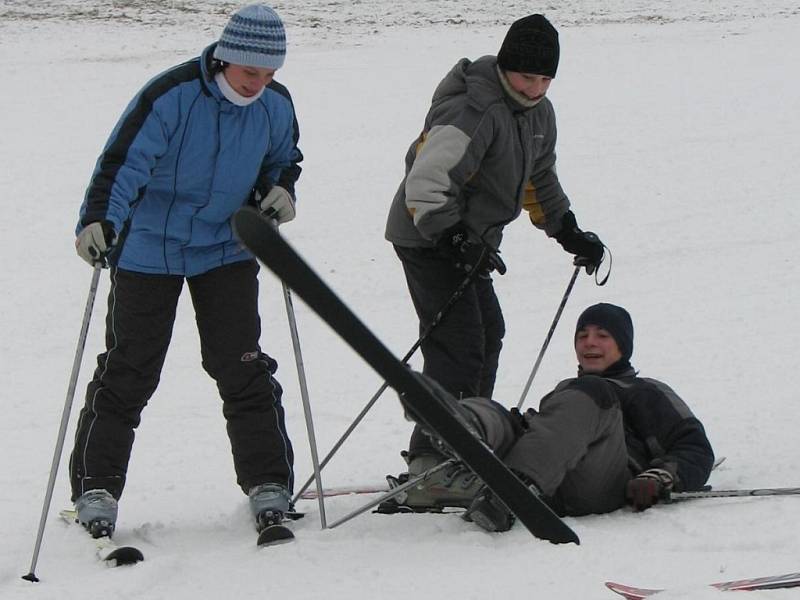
[215,71,264,106]
[496,66,544,109]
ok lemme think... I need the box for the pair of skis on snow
[59,503,297,567]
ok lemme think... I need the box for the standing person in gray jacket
[390,303,715,532]
[384,14,606,484]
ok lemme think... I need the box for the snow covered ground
[1,1,799,598]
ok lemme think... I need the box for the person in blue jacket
[69,4,302,538]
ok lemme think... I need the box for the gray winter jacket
[469,368,713,516]
[385,55,570,250]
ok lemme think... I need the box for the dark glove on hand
[508,407,533,437]
[437,223,506,275]
[626,468,674,512]
[554,211,605,274]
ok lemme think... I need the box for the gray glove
[75,221,116,266]
[257,186,296,224]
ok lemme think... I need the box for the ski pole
[268,219,327,529]
[292,267,480,504]
[516,265,581,410]
[280,278,327,528]
[23,263,103,583]
[327,459,458,529]
[669,486,800,501]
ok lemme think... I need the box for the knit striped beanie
[213,4,286,70]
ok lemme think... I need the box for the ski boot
[74,489,118,538]
[248,483,291,532]
[379,452,482,513]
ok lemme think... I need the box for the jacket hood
[199,43,223,100]
[431,55,545,113]
[430,56,505,112]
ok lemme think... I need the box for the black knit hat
[497,14,560,78]
[575,303,634,362]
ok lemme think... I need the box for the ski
[59,509,144,566]
[670,486,800,501]
[606,572,800,599]
[299,451,728,501]
[257,524,295,547]
[233,207,579,545]
[300,484,389,500]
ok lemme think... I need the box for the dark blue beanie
[575,303,634,361]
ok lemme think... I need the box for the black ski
[233,207,579,545]
[59,509,144,566]
[257,524,295,547]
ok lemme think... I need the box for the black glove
[626,468,674,511]
[437,223,507,275]
[508,407,533,437]
[554,211,605,274]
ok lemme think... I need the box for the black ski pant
[69,260,294,501]
[394,245,505,458]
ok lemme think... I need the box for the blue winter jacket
[78,44,303,277]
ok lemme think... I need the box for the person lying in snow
[386,303,715,531]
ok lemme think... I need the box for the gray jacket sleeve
[404,114,494,241]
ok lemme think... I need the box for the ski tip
[59,508,78,522]
[104,546,145,566]
[605,581,657,600]
[257,524,295,548]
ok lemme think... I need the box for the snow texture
[1,1,799,598]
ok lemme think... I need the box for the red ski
[606,572,800,599]
[299,484,389,500]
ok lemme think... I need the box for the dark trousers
[69,260,294,501]
[395,245,506,458]
[395,245,505,399]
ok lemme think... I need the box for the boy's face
[224,64,276,97]
[574,325,622,373]
[504,71,552,101]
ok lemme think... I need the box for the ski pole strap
[593,243,612,286]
